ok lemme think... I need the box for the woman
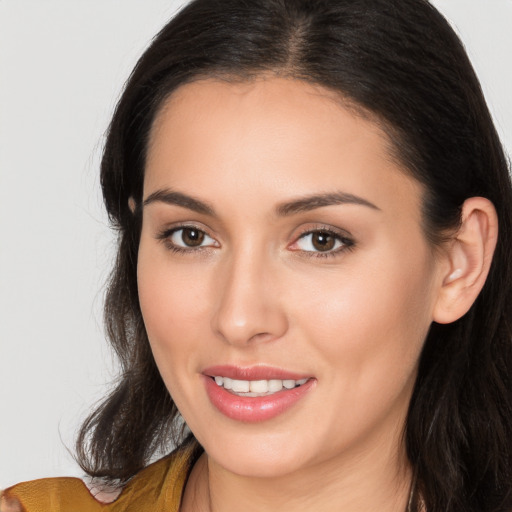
[2,0,511,511]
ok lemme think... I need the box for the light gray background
[0,0,511,488]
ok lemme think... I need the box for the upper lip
[202,365,312,381]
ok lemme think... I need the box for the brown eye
[293,229,351,255]
[311,231,335,251]
[168,227,216,249]
[181,228,205,246]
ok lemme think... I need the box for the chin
[198,428,317,478]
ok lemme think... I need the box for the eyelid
[156,223,220,252]
[288,224,355,256]
[154,221,354,257]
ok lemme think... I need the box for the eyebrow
[276,192,380,216]
[143,189,215,215]
[143,188,380,217]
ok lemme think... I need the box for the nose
[210,249,288,347]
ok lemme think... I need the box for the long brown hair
[77,1,512,510]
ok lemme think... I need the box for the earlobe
[128,197,136,214]
[433,197,498,324]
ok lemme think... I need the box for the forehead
[148,77,387,165]
[144,77,423,221]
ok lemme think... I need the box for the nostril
[210,269,289,346]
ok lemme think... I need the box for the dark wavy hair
[76,0,512,510]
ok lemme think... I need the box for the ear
[128,197,136,213]
[433,197,498,324]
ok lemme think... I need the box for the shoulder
[0,445,195,512]
[1,477,99,512]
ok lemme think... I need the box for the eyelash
[292,226,355,259]
[156,225,218,254]
[156,224,355,258]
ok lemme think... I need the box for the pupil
[312,232,335,251]
[182,228,204,247]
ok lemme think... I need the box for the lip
[202,365,316,422]
[203,365,311,381]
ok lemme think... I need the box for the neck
[181,435,413,512]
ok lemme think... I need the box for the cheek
[137,252,213,420]
[136,242,209,373]
[138,267,205,332]
[292,243,436,392]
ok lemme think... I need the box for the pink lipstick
[202,365,315,422]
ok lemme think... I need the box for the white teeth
[250,380,268,393]
[283,380,296,389]
[268,379,283,392]
[231,379,250,392]
[213,377,308,395]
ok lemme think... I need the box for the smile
[202,366,315,422]
[213,376,309,396]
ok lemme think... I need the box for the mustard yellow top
[0,447,194,512]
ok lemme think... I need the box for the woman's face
[138,78,444,478]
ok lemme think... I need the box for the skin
[137,77,451,512]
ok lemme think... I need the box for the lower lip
[203,376,315,422]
